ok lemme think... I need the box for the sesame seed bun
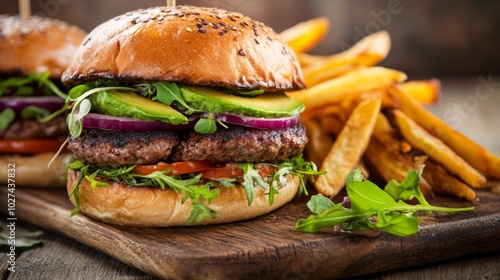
[0,15,87,78]
[66,169,300,227]
[61,5,305,91]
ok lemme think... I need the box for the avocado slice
[89,90,188,124]
[179,85,304,118]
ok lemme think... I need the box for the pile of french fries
[280,18,500,201]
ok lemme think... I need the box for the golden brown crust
[66,169,299,227]
[61,6,305,91]
[0,15,87,78]
[0,152,71,188]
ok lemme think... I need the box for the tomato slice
[200,164,277,180]
[132,161,216,176]
[132,161,277,180]
[0,139,64,154]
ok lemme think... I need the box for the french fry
[315,97,381,198]
[486,179,500,195]
[399,79,441,105]
[304,119,334,167]
[369,113,434,198]
[297,53,326,68]
[422,160,477,202]
[365,138,434,199]
[279,17,330,54]
[392,109,486,188]
[389,85,500,179]
[288,66,407,111]
[305,63,365,86]
[319,114,345,136]
[301,30,391,87]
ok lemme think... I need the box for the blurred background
[1,0,500,79]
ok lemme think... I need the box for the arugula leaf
[346,173,398,213]
[385,168,430,206]
[0,108,15,132]
[194,118,217,134]
[307,194,335,215]
[239,163,256,206]
[188,203,219,224]
[296,168,474,236]
[0,72,67,98]
[153,82,198,114]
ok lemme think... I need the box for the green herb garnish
[0,72,66,99]
[0,108,15,132]
[295,168,474,236]
[68,153,323,224]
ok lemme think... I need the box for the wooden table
[1,78,499,279]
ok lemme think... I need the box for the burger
[62,5,321,227]
[0,15,86,187]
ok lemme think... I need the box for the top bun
[62,6,305,91]
[0,15,87,78]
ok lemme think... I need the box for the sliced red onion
[82,111,300,132]
[0,96,65,112]
[212,113,300,130]
[82,113,196,131]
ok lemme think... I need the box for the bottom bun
[66,169,299,227]
[1,152,70,188]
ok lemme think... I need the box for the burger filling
[64,81,324,223]
[0,72,68,154]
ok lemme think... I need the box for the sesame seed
[198,29,207,33]
[241,75,247,83]
[267,36,273,41]
[253,29,260,36]
[196,23,203,28]
[254,38,260,44]
[157,16,164,21]
[232,26,239,31]
[126,12,133,16]
[219,22,226,26]
[186,27,193,32]
[218,31,225,36]
[238,49,246,56]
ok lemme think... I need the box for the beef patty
[68,124,308,167]
[171,124,308,163]
[0,115,67,139]
[68,129,180,167]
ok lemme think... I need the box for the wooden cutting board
[1,187,499,279]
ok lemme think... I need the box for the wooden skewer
[19,0,31,20]
[167,0,176,7]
